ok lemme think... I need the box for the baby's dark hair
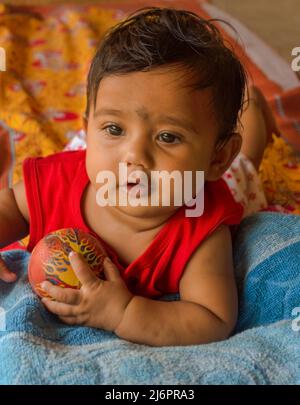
[86,6,248,144]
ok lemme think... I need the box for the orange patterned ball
[28,228,107,298]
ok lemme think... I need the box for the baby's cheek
[85,146,103,179]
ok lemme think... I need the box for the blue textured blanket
[0,212,300,384]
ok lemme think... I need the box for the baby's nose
[121,137,153,169]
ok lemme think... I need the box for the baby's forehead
[93,70,215,118]
[96,65,199,90]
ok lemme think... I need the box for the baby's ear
[206,133,242,181]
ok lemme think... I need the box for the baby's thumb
[0,256,17,283]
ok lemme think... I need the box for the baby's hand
[40,252,134,332]
[0,254,17,283]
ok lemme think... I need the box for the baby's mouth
[127,178,141,188]
[119,177,152,195]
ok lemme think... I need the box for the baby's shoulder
[35,149,86,166]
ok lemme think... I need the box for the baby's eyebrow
[94,107,197,134]
[94,108,123,118]
[160,115,197,134]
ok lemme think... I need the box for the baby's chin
[111,202,182,219]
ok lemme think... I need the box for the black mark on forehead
[135,107,149,121]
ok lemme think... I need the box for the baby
[0,7,279,346]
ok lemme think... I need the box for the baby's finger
[40,281,80,305]
[0,256,17,283]
[68,251,99,287]
[59,316,78,325]
[41,298,78,317]
[103,257,121,282]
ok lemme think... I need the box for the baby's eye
[103,125,123,136]
[157,132,181,144]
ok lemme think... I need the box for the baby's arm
[0,181,29,281]
[115,224,238,346]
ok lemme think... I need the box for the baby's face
[85,66,224,217]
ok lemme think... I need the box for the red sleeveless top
[23,150,243,298]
